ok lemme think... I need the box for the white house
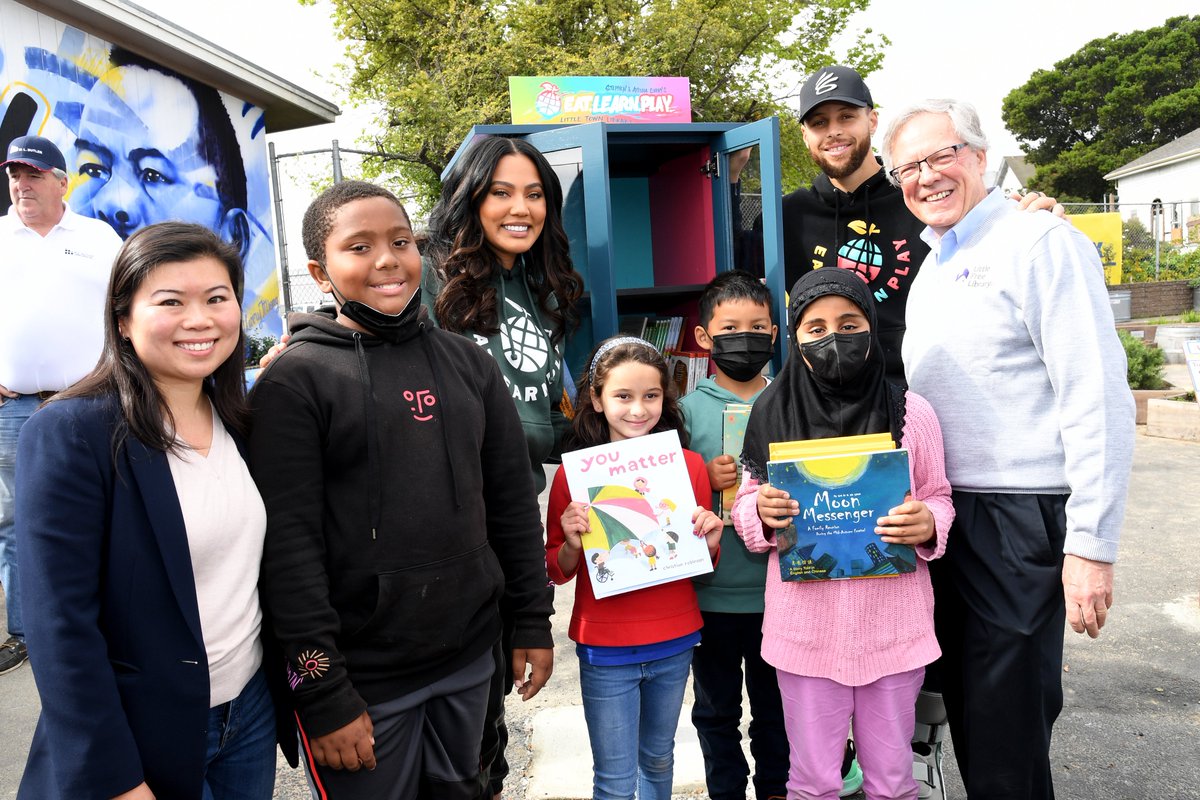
[994,155,1034,194]
[1105,127,1200,244]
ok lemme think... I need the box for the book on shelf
[720,404,753,524]
[561,429,714,599]
[667,350,710,397]
[766,433,915,582]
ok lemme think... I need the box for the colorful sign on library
[1066,212,1123,285]
[510,77,692,125]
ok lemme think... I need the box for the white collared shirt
[0,203,122,393]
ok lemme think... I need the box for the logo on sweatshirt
[500,297,550,373]
[814,220,913,304]
[404,388,437,422]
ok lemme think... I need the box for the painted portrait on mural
[0,0,282,337]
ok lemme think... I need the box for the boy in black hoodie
[249,181,553,800]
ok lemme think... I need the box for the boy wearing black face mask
[679,270,792,800]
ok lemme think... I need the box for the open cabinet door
[522,123,619,339]
[712,117,787,372]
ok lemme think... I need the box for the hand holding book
[875,492,936,546]
[691,506,724,558]
[755,483,799,531]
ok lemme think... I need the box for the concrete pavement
[3,433,1199,799]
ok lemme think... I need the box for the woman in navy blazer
[16,223,295,800]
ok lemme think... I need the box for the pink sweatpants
[776,667,924,800]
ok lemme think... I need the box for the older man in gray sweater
[881,100,1134,800]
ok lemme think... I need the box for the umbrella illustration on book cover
[582,484,662,554]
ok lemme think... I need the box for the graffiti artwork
[0,0,282,337]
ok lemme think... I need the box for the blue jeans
[0,395,39,640]
[202,669,277,800]
[578,647,694,800]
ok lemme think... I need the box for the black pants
[481,624,513,796]
[932,491,1068,800]
[691,610,789,800]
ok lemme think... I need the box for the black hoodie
[248,297,553,738]
[781,160,930,385]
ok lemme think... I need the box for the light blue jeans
[578,647,694,800]
[202,668,278,800]
[0,395,39,640]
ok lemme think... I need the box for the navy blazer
[15,395,295,800]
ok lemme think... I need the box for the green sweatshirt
[421,257,570,493]
[680,375,770,613]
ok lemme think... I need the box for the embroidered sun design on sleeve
[297,650,331,680]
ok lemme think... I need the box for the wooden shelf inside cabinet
[579,284,708,302]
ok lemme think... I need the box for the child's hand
[512,647,554,701]
[310,710,376,771]
[691,507,723,557]
[258,333,291,369]
[876,493,936,545]
[756,483,798,530]
[560,501,590,551]
[706,454,738,491]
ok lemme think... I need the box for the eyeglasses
[888,143,969,184]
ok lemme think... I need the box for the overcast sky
[135,0,1197,172]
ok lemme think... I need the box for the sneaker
[840,739,864,797]
[0,636,28,675]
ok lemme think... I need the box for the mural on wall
[0,0,282,338]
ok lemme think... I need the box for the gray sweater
[903,189,1134,563]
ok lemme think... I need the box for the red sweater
[546,448,713,647]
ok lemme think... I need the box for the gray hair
[881,99,989,187]
[52,168,69,181]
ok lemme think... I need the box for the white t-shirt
[0,204,122,393]
[166,409,266,706]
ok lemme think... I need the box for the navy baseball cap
[2,135,67,173]
[798,65,874,121]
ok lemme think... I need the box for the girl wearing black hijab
[730,268,954,800]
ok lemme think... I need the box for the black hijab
[741,268,906,483]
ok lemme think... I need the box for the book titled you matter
[562,430,714,599]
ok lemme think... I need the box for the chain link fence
[1064,201,1200,283]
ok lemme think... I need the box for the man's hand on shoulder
[1010,189,1066,219]
[1062,554,1114,639]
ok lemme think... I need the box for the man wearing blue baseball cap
[0,135,122,675]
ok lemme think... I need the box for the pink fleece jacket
[731,391,954,686]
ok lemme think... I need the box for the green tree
[1002,15,1200,202]
[308,0,887,207]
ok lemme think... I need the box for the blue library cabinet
[443,119,788,379]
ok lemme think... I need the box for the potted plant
[1120,331,1185,423]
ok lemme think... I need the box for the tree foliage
[308,0,887,208]
[1002,15,1200,202]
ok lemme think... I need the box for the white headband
[588,337,656,382]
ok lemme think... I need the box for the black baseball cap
[798,65,874,121]
[2,135,67,173]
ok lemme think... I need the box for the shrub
[1119,330,1167,389]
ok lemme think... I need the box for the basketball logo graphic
[536,82,562,118]
[836,237,883,283]
[501,312,550,373]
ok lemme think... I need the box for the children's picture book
[767,434,915,582]
[720,404,752,524]
[562,429,714,598]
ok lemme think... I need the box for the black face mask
[710,332,774,382]
[799,331,871,385]
[331,283,423,344]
